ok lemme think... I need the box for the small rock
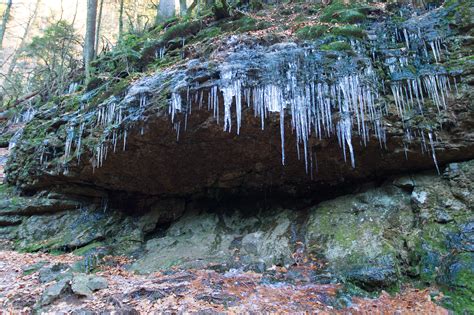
[71,274,108,297]
[393,176,415,191]
[40,278,71,306]
[434,209,453,224]
[22,261,47,275]
[87,276,108,291]
[411,190,428,205]
[39,263,71,283]
[71,275,93,297]
[346,266,398,291]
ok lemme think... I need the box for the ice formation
[55,12,458,176]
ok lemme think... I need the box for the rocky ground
[0,249,449,314]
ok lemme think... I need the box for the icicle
[280,101,285,165]
[157,46,166,59]
[428,131,440,174]
[64,125,75,160]
[75,123,85,162]
[170,92,182,122]
[403,28,410,50]
[123,130,128,151]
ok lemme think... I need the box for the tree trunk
[84,0,98,80]
[157,0,176,22]
[95,0,105,57]
[0,0,13,48]
[187,0,198,15]
[180,0,187,15]
[119,0,124,39]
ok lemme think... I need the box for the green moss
[320,0,367,24]
[63,95,82,112]
[73,241,105,256]
[338,9,366,23]
[194,26,222,41]
[250,0,264,11]
[0,184,14,196]
[280,8,294,16]
[296,25,328,40]
[221,16,271,33]
[445,0,472,31]
[19,242,46,253]
[320,40,352,52]
[331,25,366,39]
[162,20,202,42]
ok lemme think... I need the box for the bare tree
[0,0,13,48]
[119,0,124,38]
[180,0,187,16]
[7,0,42,77]
[84,0,98,80]
[95,0,105,57]
[158,0,176,21]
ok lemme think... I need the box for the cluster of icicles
[169,64,387,172]
[57,23,458,175]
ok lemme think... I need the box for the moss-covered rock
[296,25,328,40]
[306,185,411,290]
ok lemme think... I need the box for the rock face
[4,0,474,200]
[1,160,473,310]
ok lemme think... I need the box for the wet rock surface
[0,160,473,311]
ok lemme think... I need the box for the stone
[411,190,428,205]
[393,176,415,192]
[345,265,398,291]
[40,278,71,306]
[305,185,410,289]
[434,209,453,224]
[0,215,22,226]
[71,274,108,297]
[0,197,79,215]
[39,263,71,283]
[87,276,108,291]
[22,261,48,275]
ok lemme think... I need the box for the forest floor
[0,248,449,314]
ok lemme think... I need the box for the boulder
[39,263,71,283]
[40,278,71,306]
[71,274,108,297]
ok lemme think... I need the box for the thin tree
[118,0,124,39]
[7,0,42,77]
[179,0,187,16]
[95,0,105,57]
[0,0,13,48]
[84,0,98,80]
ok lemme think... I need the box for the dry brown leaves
[0,250,449,314]
[348,288,449,315]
